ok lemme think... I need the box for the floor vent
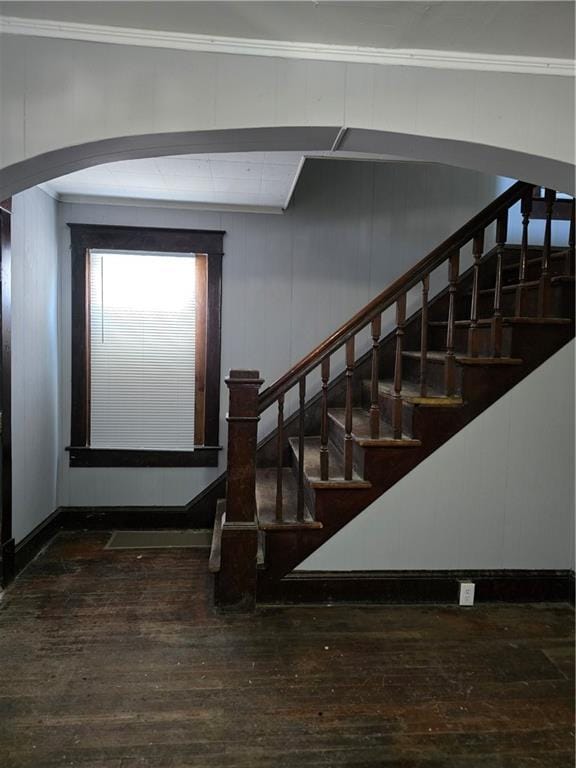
[106,530,212,549]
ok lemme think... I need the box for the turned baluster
[445,250,460,396]
[515,188,533,316]
[344,337,355,480]
[491,212,508,357]
[537,189,555,317]
[419,275,430,397]
[275,394,285,522]
[392,294,407,439]
[467,230,484,357]
[567,198,575,276]
[297,377,306,520]
[369,315,382,439]
[320,357,330,481]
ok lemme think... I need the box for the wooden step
[429,317,573,328]
[402,350,523,366]
[209,499,266,569]
[256,468,321,530]
[368,378,463,407]
[288,436,371,488]
[328,407,421,447]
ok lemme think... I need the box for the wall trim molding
[0,15,573,78]
[259,569,576,605]
[49,190,286,216]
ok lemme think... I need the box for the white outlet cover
[459,581,475,606]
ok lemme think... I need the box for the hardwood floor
[0,532,573,768]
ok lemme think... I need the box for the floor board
[0,532,573,768]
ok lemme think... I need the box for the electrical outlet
[459,581,475,606]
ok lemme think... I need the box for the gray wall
[57,159,500,507]
[11,187,59,542]
[299,341,575,571]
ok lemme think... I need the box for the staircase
[210,182,575,610]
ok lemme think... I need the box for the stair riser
[471,282,572,320]
[428,324,513,357]
[361,382,415,436]
[501,258,566,287]
[401,352,463,396]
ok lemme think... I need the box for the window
[68,224,224,467]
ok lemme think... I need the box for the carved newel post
[215,369,263,611]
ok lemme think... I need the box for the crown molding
[53,191,285,215]
[0,15,573,77]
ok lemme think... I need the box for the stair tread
[256,468,321,530]
[328,408,421,446]
[502,248,569,272]
[402,350,523,365]
[372,378,463,407]
[475,275,574,297]
[428,317,573,327]
[288,436,371,488]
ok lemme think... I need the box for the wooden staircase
[210,183,575,610]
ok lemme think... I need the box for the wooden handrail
[259,180,531,412]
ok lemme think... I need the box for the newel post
[215,369,263,611]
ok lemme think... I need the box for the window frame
[67,223,224,468]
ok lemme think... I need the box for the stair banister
[258,180,532,413]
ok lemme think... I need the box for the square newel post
[215,369,264,611]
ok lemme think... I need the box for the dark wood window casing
[68,224,224,468]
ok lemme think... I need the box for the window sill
[66,446,222,468]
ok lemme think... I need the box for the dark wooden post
[369,315,381,439]
[537,188,555,317]
[467,230,484,357]
[320,358,330,480]
[275,394,284,522]
[216,369,263,611]
[444,250,460,396]
[419,275,430,397]
[392,294,406,439]
[515,188,533,316]
[344,338,355,480]
[491,212,508,357]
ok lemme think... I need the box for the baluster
[392,294,407,439]
[537,189,555,317]
[419,275,430,397]
[467,230,484,357]
[566,197,575,276]
[344,337,355,480]
[491,211,508,357]
[515,188,533,316]
[320,357,330,481]
[369,316,381,439]
[297,377,306,521]
[275,394,284,522]
[445,250,460,396]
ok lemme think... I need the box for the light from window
[89,250,196,449]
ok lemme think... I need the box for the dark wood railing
[219,180,574,609]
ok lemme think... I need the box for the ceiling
[1,2,573,60]
[42,151,306,209]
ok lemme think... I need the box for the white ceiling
[43,151,305,209]
[1,1,573,60]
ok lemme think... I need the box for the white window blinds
[89,250,196,449]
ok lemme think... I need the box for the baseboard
[13,509,63,577]
[0,536,15,588]
[258,569,575,605]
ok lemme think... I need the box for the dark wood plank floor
[0,532,573,768]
